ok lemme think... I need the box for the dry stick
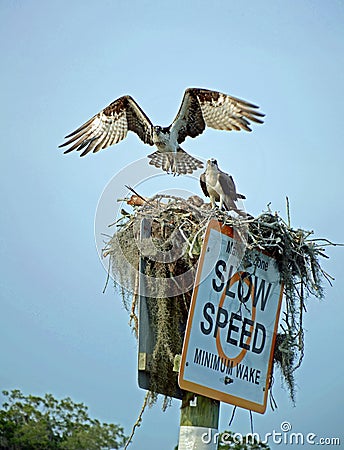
[129,272,139,337]
[310,238,344,246]
[125,185,152,204]
[108,215,128,228]
[293,282,305,371]
[286,196,291,228]
[124,391,151,450]
[102,256,111,294]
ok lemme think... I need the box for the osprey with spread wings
[59,88,264,175]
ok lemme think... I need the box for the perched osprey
[59,88,264,175]
[200,158,246,213]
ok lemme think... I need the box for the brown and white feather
[172,88,264,144]
[148,149,203,175]
[59,95,153,156]
[60,88,263,177]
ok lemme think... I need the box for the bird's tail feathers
[223,202,247,217]
[148,149,203,175]
[223,197,247,217]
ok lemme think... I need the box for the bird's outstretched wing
[59,95,154,156]
[172,88,265,144]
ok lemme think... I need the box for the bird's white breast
[153,129,177,153]
[205,168,219,188]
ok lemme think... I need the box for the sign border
[178,219,283,413]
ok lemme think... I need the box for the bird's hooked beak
[207,158,218,167]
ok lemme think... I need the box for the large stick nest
[103,194,336,405]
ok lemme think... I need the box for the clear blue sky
[1,1,343,448]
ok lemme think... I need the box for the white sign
[179,219,283,413]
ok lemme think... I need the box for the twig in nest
[125,185,151,204]
[286,196,291,228]
[108,215,128,228]
[188,220,208,259]
[310,238,344,247]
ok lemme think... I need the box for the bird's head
[153,125,170,135]
[207,158,218,168]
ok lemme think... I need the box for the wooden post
[178,391,220,449]
[138,218,221,448]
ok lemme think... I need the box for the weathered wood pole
[139,218,220,447]
[178,391,220,449]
